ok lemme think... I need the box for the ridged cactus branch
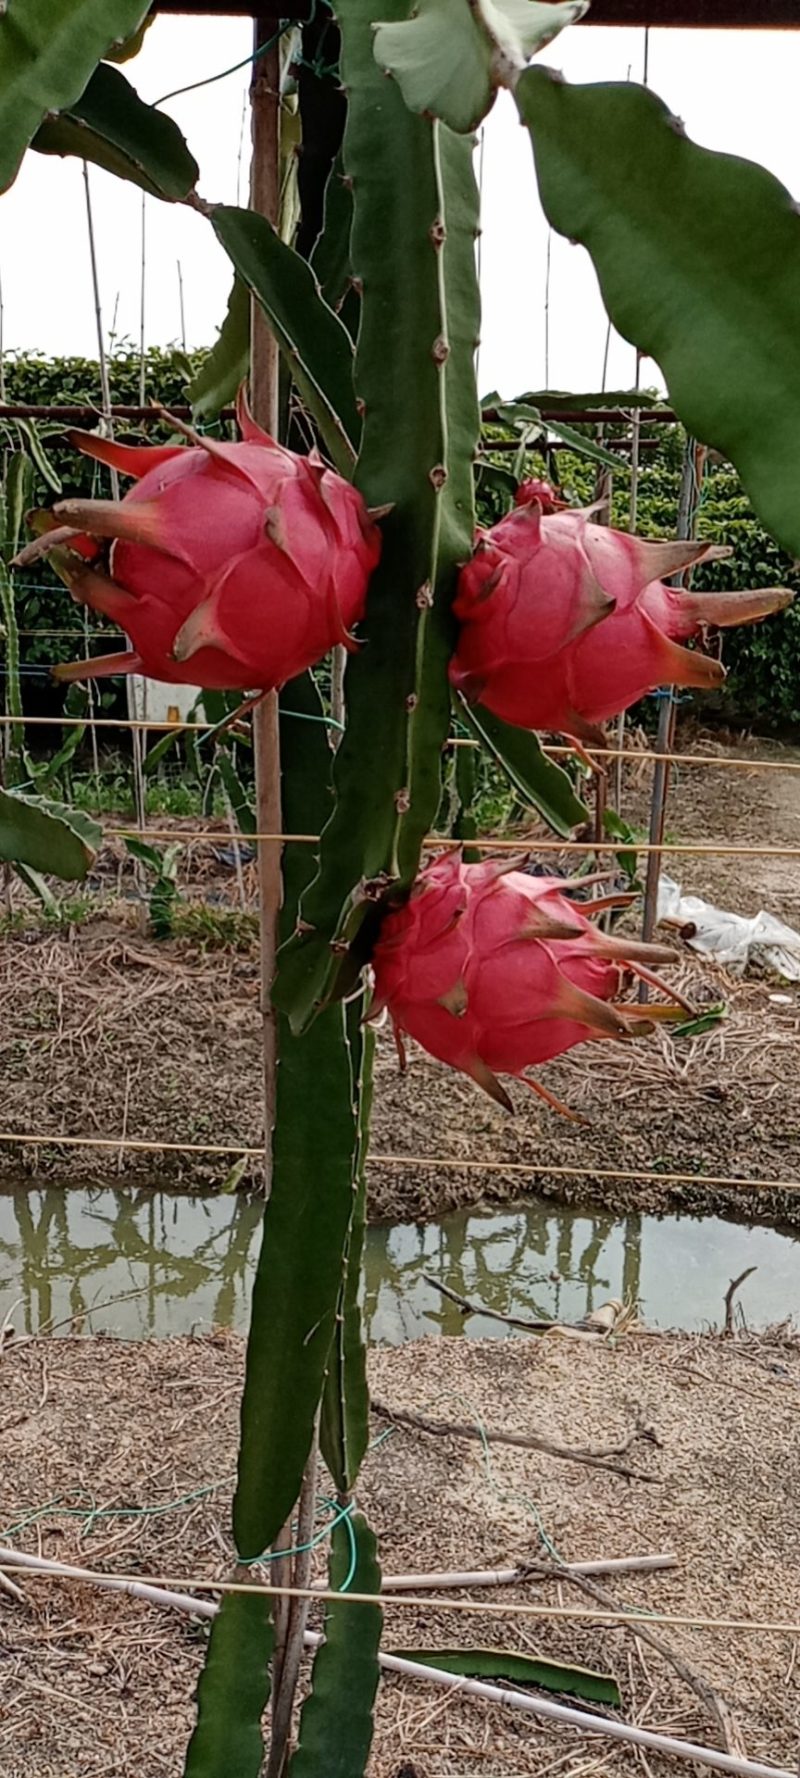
[275,0,482,1032]
[287,1513,382,1778]
[397,121,480,882]
[320,1007,374,1493]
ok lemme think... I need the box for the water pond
[1,1186,797,1342]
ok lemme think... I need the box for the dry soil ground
[1,1327,799,1778]
[2,730,800,1227]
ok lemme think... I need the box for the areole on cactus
[12,388,382,692]
[450,479,793,746]
[371,849,684,1119]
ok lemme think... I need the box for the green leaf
[310,160,354,316]
[0,789,100,879]
[184,1592,273,1778]
[288,1514,382,1778]
[392,1646,621,1705]
[480,0,588,60]
[12,862,59,915]
[0,553,23,772]
[27,720,86,790]
[475,459,519,501]
[210,206,360,476]
[185,681,349,1776]
[14,419,62,494]
[495,401,624,474]
[503,388,661,413]
[672,1002,727,1041]
[453,737,479,860]
[215,749,256,837]
[373,0,492,136]
[454,696,587,837]
[231,1018,355,1555]
[32,62,198,200]
[518,68,800,558]
[0,0,151,194]
[545,416,627,474]
[104,14,154,62]
[602,808,640,887]
[142,727,183,776]
[123,835,164,875]
[397,122,481,883]
[188,275,250,422]
[373,0,585,134]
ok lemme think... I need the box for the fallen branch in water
[422,1275,636,1340]
[422,1274,557,1332]
[370,1400,659,1482]
[725,1267,757,1335]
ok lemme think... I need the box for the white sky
[1,18,799,399]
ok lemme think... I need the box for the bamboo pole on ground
[0,1548,790,1778]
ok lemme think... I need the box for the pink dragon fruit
[371,850,680,1117]
[14,389,381,691]
[450,480,791,745]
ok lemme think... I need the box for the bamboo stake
[266,1431,319,1778]
[82,161,147,831]
[374,1555,679,1589]
[138,193,147,408]
[3,1129,800,1199]
[249,18,282,1198]
[177,259,187,354]
[0,1545,677,1605]
[355,1646,793,1778]
[0,1549,789,1778]
[330,645,345,743]
[248,22,302,1766]
[0,265,6,404]
[639,435,705,977]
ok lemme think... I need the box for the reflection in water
[0,1186,798,1342]
[0,1188,264,1340]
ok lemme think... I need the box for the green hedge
[479,424,800,731]
[1,349,202,711]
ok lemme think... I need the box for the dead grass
[1,1328,799,1776]
[3,730,800,1228]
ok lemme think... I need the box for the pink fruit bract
[371,850,681,1117]
[450,480,791,745]
[16,389,381,691]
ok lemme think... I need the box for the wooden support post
[250,19,283,1192]
[639,437,706,982]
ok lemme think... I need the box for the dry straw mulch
[1,1327,799,1777]
[4,729,800,1225]
[3,912,800,1228]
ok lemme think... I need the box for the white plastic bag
[657,875,800,981]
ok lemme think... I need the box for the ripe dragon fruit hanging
[13,389,382,692]
[450,480,791,745]
[371,850,683,1118]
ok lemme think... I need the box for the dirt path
[620,730,800,923]
[1,1327,798,1778]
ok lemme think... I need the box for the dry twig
[370,1401,659,1482]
